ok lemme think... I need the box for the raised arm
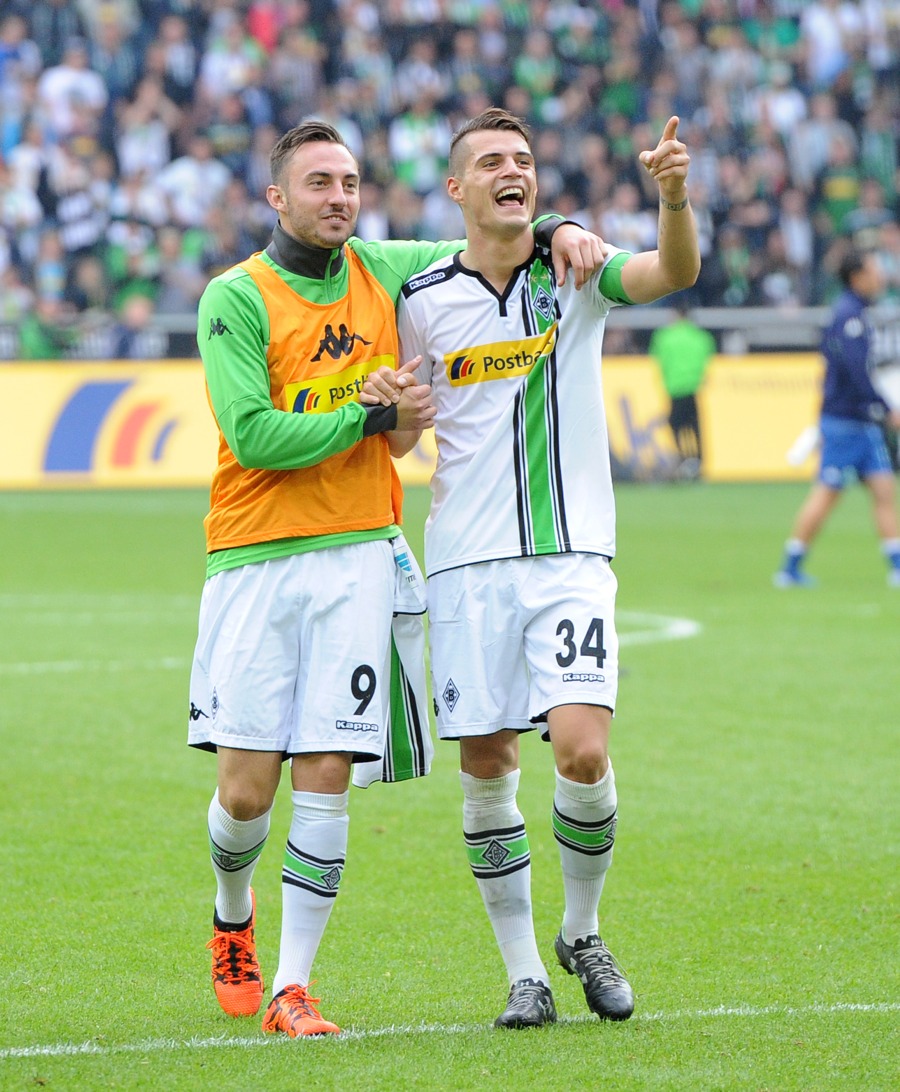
[620,116,701,304]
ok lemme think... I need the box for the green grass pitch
[1,482,897,1090]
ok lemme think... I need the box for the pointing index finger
[662,115,680,144]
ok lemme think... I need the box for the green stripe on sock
[283,848,341,889]
[552,811,615,850]
[209,838,263,870]
[466,832,530,870]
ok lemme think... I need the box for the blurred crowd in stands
[0,0,898,359]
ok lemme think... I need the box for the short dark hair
[269,121,352,184]
[838,248,867,287]
[449,108,532,175]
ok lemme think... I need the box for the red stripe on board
[111,402,160,466]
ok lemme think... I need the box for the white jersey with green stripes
[397,245,632,577]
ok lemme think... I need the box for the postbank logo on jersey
[444,328,556,387]
[285,354,394,414]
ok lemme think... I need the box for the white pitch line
[0,594,197,608]
[2,1002,896,1060]
[0,609,701,676]
[617,610,702,646]
[0,657,189,676]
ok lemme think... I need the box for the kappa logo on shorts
[335,719,378,732]
[189,702,208,722]
[562,672,606,683]
[442,678,460,712]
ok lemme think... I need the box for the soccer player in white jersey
[369,108,700,1028]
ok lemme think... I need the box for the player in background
[774,249,900,588]
[649,301,715,479]
[367,109,700,1027]
[188,119,608,1038]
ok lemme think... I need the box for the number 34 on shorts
[427,553,619,735]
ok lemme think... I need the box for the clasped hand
[361,355,436,432]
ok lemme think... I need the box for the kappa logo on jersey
[286,354,394,413]
[208,317,232,338]
[311,322,372,361]
[443,329,557,386]
[406,268,451,292]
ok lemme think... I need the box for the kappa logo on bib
[443,329,556,387]
[286,354,395,413]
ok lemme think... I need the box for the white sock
[271,789,349,997]
[461,769,547,986]
[208,790,271,926]
[882,538,900,567]
[553,764,617,945]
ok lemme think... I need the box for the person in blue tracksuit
[775,249,900,587]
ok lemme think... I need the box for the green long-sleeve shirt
[199,236,464,470]
[198,233,468,575]
[649,318,716,398]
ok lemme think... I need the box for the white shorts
[427,552,618,740]
[188,539,395,758]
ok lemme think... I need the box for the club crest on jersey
[443,330,556,386]
[286,354,394,413]
[533,286,554,322]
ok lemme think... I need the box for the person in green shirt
[18,297,79,360]
[649,302,716,479]
[189,118,606,1040]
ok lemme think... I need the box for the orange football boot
[206,889,264,1017]
[262,984,341,1037]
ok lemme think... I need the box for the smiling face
[266,139,360,250]
[448,128,537,239]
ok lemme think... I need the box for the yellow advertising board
[0,355,822,490]
[603,353,822,482]
[699,354,822,481]
[0,362,217,489]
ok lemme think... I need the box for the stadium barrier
[0,355,827,490]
